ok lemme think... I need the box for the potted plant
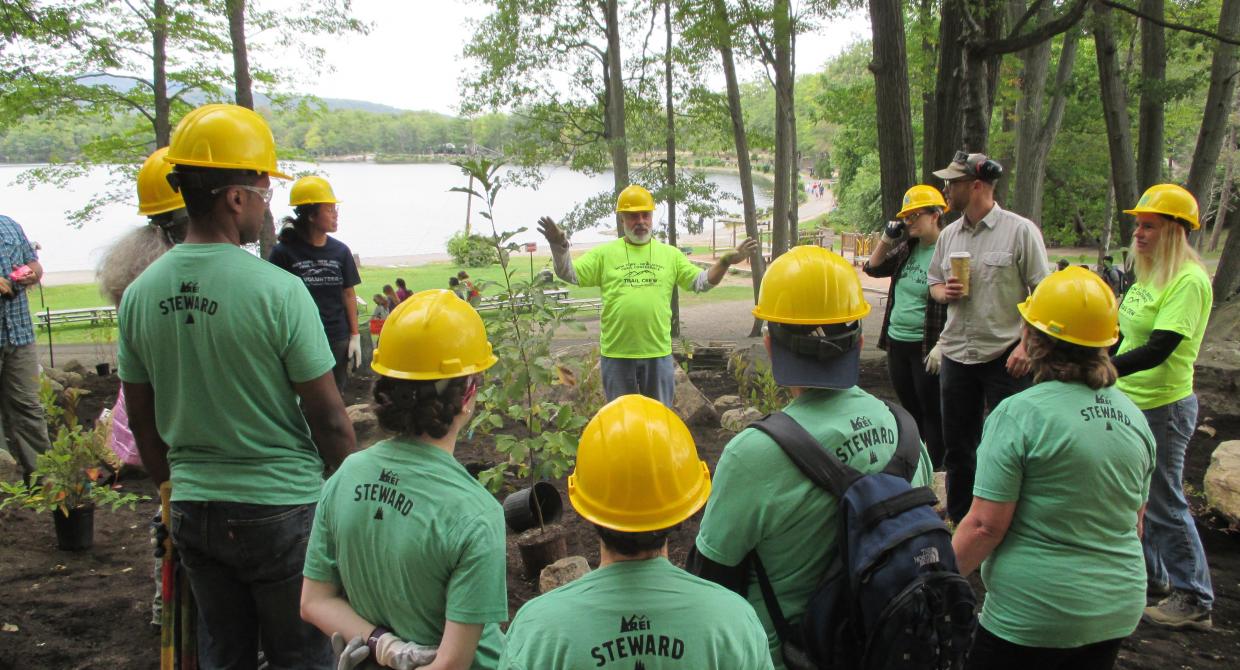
[0,380,146,550]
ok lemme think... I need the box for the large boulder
[42,367,68,387]
[0,451,18,483]
[346,404,389,447]
[1204,440,1240,526]
[713,395,745,414]
[61,359,87,375]
[538,555,592,593]
[672,366,717,426]
[931,472,947,515]
[720,407,763,432]
[1195,300,1240,412]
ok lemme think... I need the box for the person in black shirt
[269,176,361,395]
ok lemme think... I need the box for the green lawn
[31,255,754,345]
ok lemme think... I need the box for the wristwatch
[367,626,391,656]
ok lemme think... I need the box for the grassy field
[29,255,753,345]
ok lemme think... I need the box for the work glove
[720,237,760,266]
[332,633,370,670]
[881,220,907,246]
[924,342,943,375]
[537,216,568,247]
[348,334,362,372]
[375,632,438,670]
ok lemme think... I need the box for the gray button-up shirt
[927,203,1050,364]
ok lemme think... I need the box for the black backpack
[748,401,976,670]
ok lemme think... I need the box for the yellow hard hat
[371,290,498,380]
[1017,266,1119,347]
[164,104,292,179]
[568,395,711,532]
[1123,183,1199,230]
[896,184,949,219]
[753,246,871,325]
[616,184,656,212]
[289,176,339,206]
[136,147,185,216]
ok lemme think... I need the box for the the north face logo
[913,547,940,567]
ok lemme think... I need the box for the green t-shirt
[117,244,335,504]
[973,381,1155,648]
[573,238,702,358]
[303,439,507,669]
[887,242,935,343]
[1115,262,1213,410]
[499,557,772,670]
[694,387,933,669]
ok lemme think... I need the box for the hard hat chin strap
[768,322,860,362]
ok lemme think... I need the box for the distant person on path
[928,151,1050,523]
[1112,184,1215,630]
[383,284,400,308]
[118,104,356,669]
[691,247,935,669]
[395,277,411,303]
[458,270,481,307]
[448,276,468,301]
[953,267,1155,670]
[499,395,773,670]
[370,294,390,321]
[269,175,362,395]
[538,184,758,406]
[1100,255,1126,296]
[0,213,49,480]
[863,184,949,467]
[302,290,507,670]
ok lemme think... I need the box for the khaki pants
[1,343,51,478]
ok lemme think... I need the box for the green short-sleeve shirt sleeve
[278,283,337,383]
[445,514,509,624]
[303,484,339,584]
[675,249,701,292]
[574,246,604,288]
[117,290,150,384]
[1152,271,1209,338]
[694,442,762,566]
[973,402,1024,503]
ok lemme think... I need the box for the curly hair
[97,224,176,306]
[372,375,472,439]
[1024,326,1118,390]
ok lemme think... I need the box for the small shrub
[447,231,498,267]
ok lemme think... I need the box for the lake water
[0,162,773,272]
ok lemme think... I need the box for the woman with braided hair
[301,289,507,670]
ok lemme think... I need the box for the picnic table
[35,306,117,327]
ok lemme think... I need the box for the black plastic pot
[52,504,94,551]
[503,482,563,533]
[516,524,568,579]
[95,363,111,376]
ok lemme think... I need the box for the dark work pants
[966,625,1123,670]
[329,338,349,396]
[886,339,945,468]
[939,343,1029,523]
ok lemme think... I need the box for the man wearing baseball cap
[926,151,1050,524]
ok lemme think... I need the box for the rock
[931,472,947,515]
[42,367,67,386]
[0,451,18,483]
[1204,440,1240,526]
[687,370,715,384]
[720,407,763,432]
[63,372,84,389]
[538,555,592,593]
[1197,424,1217,438]
[61,360,86,375]
[46,378,64,395]
[346,404,388,447]
[672,366,717,426]
[712,395,745,414]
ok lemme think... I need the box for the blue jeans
[600,354,676,407]
[1141,394,1214,609]
[170,501,332,669]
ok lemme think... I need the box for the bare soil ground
[1,361,1237,669]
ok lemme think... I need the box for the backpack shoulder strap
[880,399,922,482]
[750,411,860,498]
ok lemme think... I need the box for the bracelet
[367,626,391,656]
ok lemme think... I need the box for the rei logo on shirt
[1079,393,1133,429]
[160,280,220,324]
[589,613,686,667]
[353,468,414,519]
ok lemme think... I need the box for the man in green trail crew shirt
[690,247,934,669]
[538,185,758,406]
[118,104,356,669]
[499,394,772,670]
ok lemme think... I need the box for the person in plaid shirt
[0,214,50,479]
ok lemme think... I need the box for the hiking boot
[1143,591,1212,631]
[1147,580,1172,600]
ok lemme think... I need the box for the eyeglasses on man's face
[211,184,274,204]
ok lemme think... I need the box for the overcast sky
[298,0,870,114]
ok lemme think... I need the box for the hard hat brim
[1122,206,1200,230]
[165,156,292,180]
[1016,300,1119,348]
[568,461,712,532]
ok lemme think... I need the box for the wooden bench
[475,289,571,312]
[36,306,117,328]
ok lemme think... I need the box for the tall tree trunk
[1210,133,1234,253]
[1099,178,1116,265]
[959,1,1005,151]
[787,25,798,246]
[665,0,679,337]
[227,0,253,109]
[1012,26,1079,223]
[1215,213,1240,303]
[869,0,917,219]
[1137,0,1166,191]
[928,0,965,182]
[604,0,630,236]
[1187,0,1240,249]
[713,0,764,336]
[1093,2,1139,247]
[770,0,792,258]
[152,0,170,146]
[919,0,937,182]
